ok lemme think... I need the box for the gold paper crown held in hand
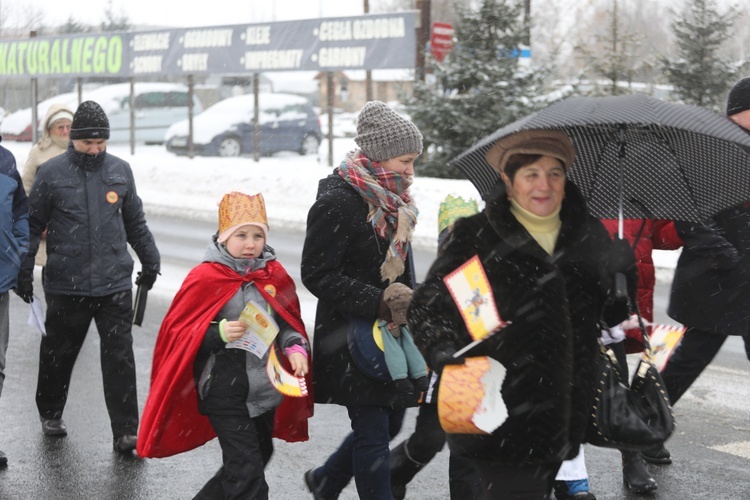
[218,192,269,235]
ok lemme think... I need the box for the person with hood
[20,103,74,275]
[301,100,424,500]
[641,76,750,465]
[408,130,634,498]
[0,143,29,468]
[21,104,74,194]
[13,100,160,454]
[137,191,313,499]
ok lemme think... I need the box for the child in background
[137,191,313,500]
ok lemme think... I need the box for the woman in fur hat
[408,130,635,499]
[302,100,424,500]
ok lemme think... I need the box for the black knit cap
[726,77,750,117]
[70,100,110,140]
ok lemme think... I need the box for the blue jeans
[314,405,406,499]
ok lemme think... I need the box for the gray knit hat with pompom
[354,101,423,162]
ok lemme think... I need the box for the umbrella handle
[615,272,628,300]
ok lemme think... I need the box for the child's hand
[288,352,309,377]
[222,320,247,342]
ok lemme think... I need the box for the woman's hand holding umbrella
[605,238,637,301]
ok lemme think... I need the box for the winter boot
[553,479,597,499]
[390,440,426,500]
[641,445,672,465]
[622,450,658,494]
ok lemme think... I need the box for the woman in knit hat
[408,129,636,499]
[138,191,312,499]
[302,100,425,499]
[20,103,74,270]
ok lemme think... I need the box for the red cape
[137,261,313,459]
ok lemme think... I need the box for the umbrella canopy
[451,94,750,223]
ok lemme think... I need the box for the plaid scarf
[338,149,419,283]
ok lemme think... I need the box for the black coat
[408,182,627,466]
[22,146,159,296]
[301,172,418,408]
[669,202,750,335]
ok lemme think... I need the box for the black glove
[605,238,636,276]
[135,269,159,291]
[13,272,34,303]
[429,340,461,373]
[605,238,637,300]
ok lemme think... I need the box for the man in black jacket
[643,76,750,465]
[14,101,160,454]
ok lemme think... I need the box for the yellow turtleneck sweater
[509,199,562,256]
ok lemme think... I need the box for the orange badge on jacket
[106,191,119,204]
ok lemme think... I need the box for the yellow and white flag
[647,323,686,371]
[266,344,308,397]
[443,255,506,341]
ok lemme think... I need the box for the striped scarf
[338,149,419,283]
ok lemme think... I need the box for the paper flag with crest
[647,323,687,371]
[443,254,506,340]
[227,300,279,358]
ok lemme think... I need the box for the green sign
[0,34,125,76]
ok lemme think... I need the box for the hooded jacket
[137,243,312,458]
[21,103,74,194]
[21,103,74,267]
[409,181,627,465]
[193,241,307,418]
[21,145,159,296]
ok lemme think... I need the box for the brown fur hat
[485,129,575,174]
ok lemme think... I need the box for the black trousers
[661,327,750,405]
[37,291,138,437]
[399,402,483,498]
[471,460,560,500]
[193,411,275,500]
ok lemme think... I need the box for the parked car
[164,93,322,157]
[0,92,78,141]
[90,83,202,144]
[0,82,202,144]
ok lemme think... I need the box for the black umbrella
[451,94,750,227]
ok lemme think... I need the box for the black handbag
[586,324,675,451]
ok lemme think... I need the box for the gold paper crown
[438,195,479,234]
[218,192,268,236]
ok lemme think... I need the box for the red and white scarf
[338,150,419,283]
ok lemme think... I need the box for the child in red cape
[137,191,313,499]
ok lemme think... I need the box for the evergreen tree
[100,0,131,32]
[575,0,644,96]
[660,0,738,110]
[405,0,545,179]
[59,15,90,34]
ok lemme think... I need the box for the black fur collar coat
[409,181,627,465]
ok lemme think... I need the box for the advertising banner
[0,12,417,78]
